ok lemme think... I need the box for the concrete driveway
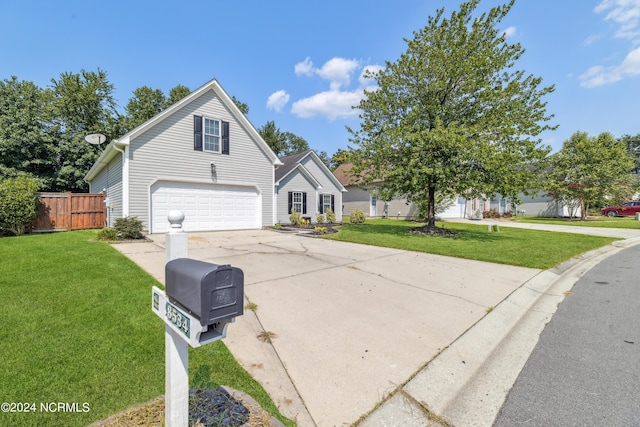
[114,229,540,426]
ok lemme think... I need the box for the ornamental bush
[316,213,325,224]
[289,209,303,227]
[325,208,336,224]
[114,216,144,240]
[96,227,118,241]
[0,177,40,236]
[349,208,366,224]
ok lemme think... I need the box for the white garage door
[151,182,260,233]
[439,197,467,218]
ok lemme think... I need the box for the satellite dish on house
[85,133,107,146]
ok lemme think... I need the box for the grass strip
[0,230,293,427]
[510,215,640,229]
[324,219,618,269]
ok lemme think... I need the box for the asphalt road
[493,243,640,427]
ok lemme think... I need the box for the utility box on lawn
[166,258,244,326]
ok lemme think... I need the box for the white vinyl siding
[275,170,316,224]
[126,89,275,232]
[298,156,342,222]
[89,153,123,227]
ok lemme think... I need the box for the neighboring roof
[333,163,365,186]
[85,78,282,182]
[333,162,382,187]
[275,150,313,183]
[276,150,347,192]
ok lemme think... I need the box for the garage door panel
[151,182,260,233]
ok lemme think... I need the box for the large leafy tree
[164,84,191,109]
[123,84,193,132]
[231,95,249,115]
[0,77,57,189]
[282,132,310,155]
[48,69,120,190]
[329,148,351,171]
[258,121,310,156]
[545,131,636,220]
[619,133,640,174]
[122,86,166,132]
[349,0,555,228]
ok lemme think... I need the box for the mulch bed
[406,225,459,237]
[89,387,284,427]
[270,224,340,235]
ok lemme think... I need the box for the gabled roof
[85,78,282,181]
[275,150,313,182]
[333,162,367,186]
[275,150,347,192]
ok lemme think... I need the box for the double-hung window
[292,191,303,213]
[322,194,332,213]
[204,118,220,152]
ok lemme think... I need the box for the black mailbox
[165,258,244,326]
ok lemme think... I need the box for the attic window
[194,115,229,154]
[204,118,220,152]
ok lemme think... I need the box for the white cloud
[583,33,602,46]
[579,65,622,88]
[315,57,360,90]
[286,56,384,120]
[582,1,640,87]
[291,89,364,121]
[266,90,290,112]
[595,0,640,41]
[294,56,360,90]
[618,45,640,74]
[294,57,314,76]
[503,26,517,38]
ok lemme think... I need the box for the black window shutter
[330,194,335,212]
[302,192,307,214]
[222,121,230,155]
[288,192,293,214]
[318,194,323,214]
[194,115,203,151]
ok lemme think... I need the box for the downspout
[112,144,130,217]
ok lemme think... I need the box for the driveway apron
[113,229,540,426]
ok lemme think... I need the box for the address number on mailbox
[152,286,233,348]
[166,302,190,338]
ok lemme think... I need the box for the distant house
[84,78,282,233]
[332,163,482,219]
[489,191,581,217]
[274,150,346,224]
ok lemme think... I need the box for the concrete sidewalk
[445,217,640,239]
[113,221,640,426]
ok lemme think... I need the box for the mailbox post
[152,212,244,427]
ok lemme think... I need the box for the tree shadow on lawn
[341,221,505,243]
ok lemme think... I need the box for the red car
[601,201,640,217]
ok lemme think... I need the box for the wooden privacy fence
[34,192,106,232]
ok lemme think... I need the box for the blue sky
[2,0,640,157]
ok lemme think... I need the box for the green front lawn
[324,219,618,269]
[0,231,293,427]
[509,215,640,229]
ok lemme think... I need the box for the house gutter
[111,143,130,217]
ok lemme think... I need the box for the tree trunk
[580,198,588,221]
[427,185,436,228]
